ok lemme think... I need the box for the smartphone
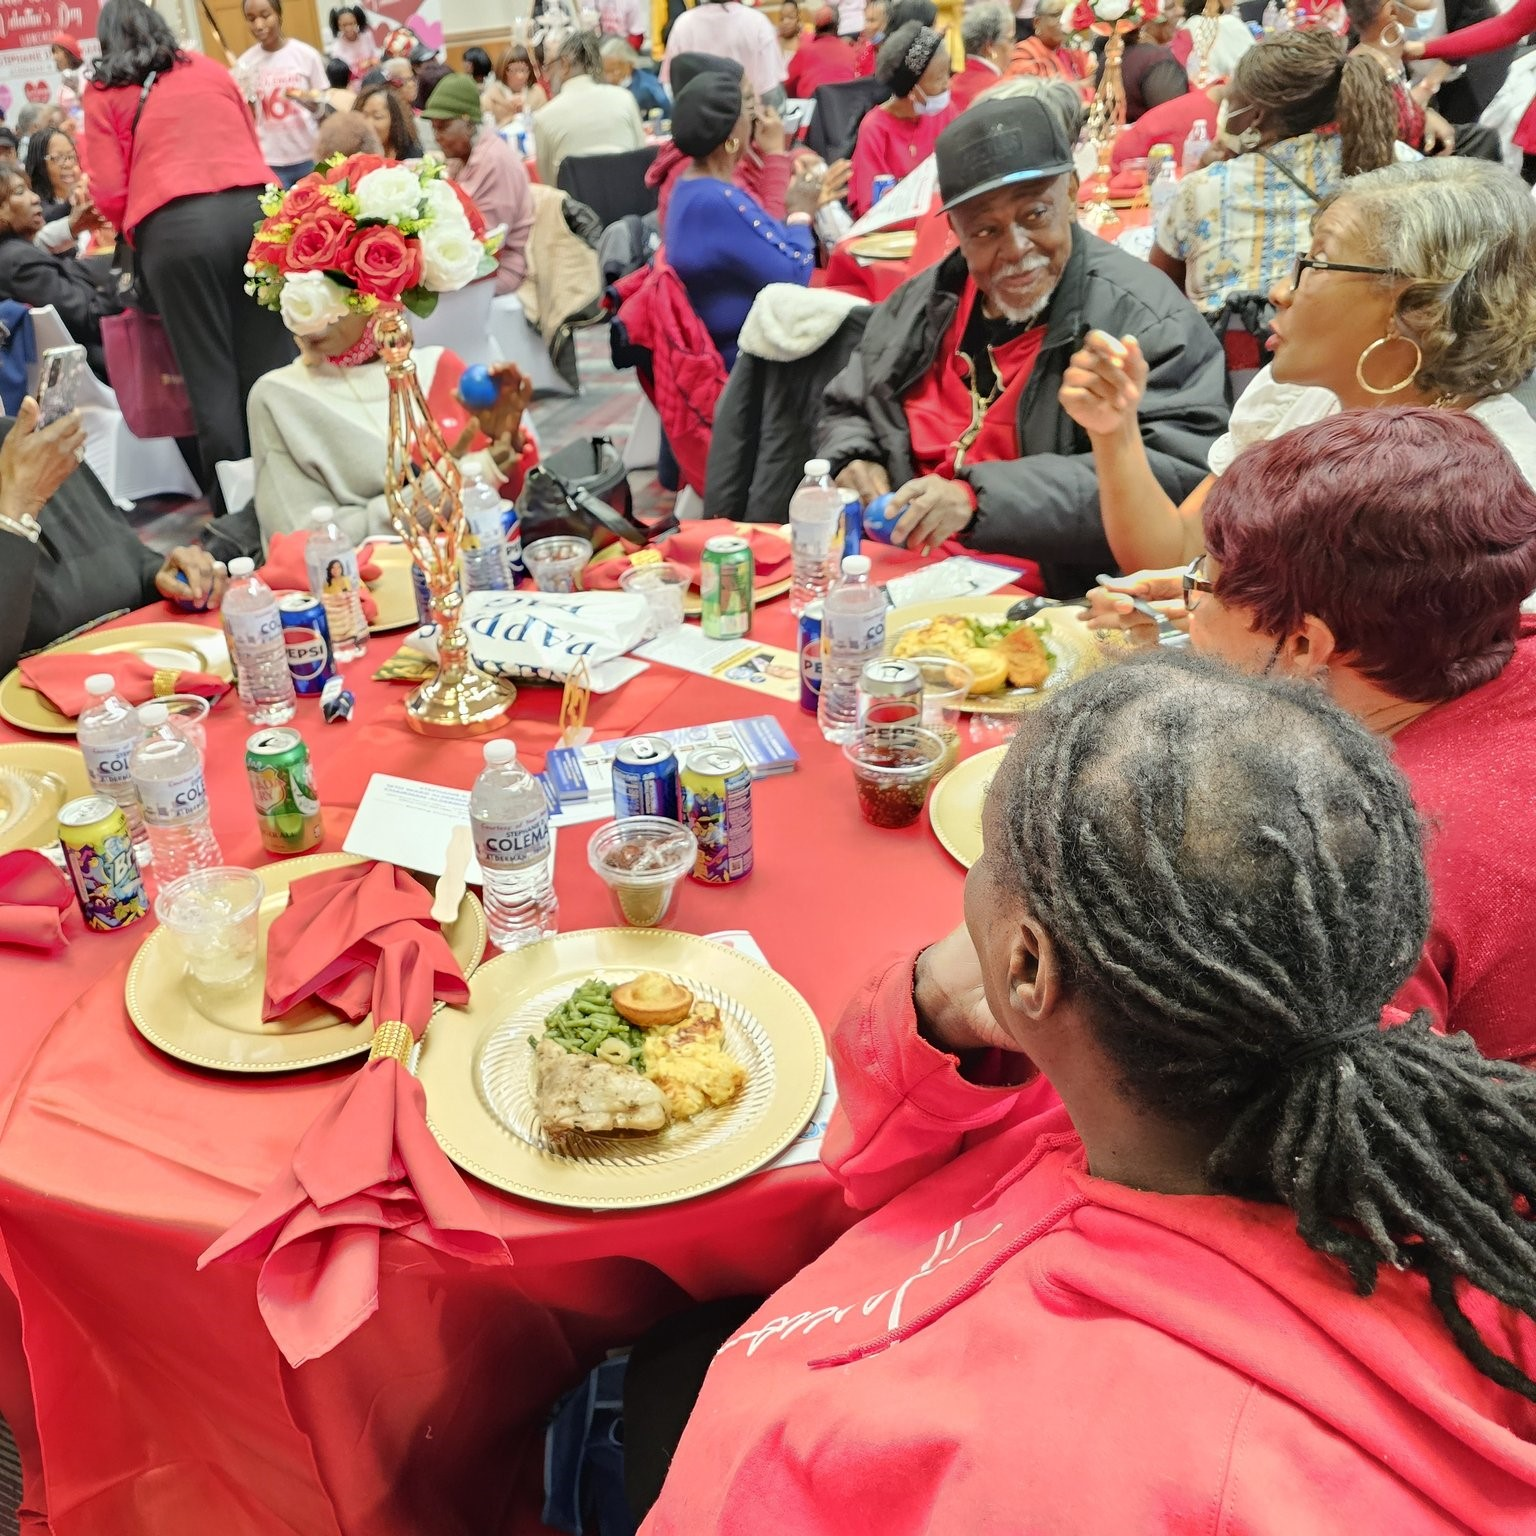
[37,344,87,428]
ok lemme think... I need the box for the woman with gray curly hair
[1060,156,1536,573]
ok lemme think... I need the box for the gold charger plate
[0,624,232,737]
[929,744,1008,869]
[848,229,918,262]
[125,852,487,1074]
[418,928,826,1210]
[368,540,422,633]
[0,743,91,855]
[587,524,793,617]
[886,597,1104,716]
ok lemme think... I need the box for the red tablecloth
[0,542,990,1535]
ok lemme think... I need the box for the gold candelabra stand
[379,307,515,737]
[1079,31,1127,234]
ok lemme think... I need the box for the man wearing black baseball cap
[817,95,1228,594]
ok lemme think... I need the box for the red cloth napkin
[199,861,506,1368]
[257,530,382,624]
[0,850,74,951]
[580,520,793,592]
[18,652,231,718]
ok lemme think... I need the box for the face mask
[1215,98,1259,152]
[914,87,951,116]
[1394,2,1435,34]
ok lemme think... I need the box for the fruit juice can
[277,593,335,695]
[798,600,824,714]
[858,658,923,743]
[612,736,681,820]
[681,747,753,884]
[58,794,148,931]
[245,727,324,855]
[700,536,755,640]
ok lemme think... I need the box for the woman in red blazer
[85,0,294,513]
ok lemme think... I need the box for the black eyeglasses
[1183,553,1216,612]
[1290,255,1401,289]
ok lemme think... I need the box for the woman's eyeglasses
[46,151,79,168]
[1183,554,1216,612]
[1290,255,1401,289]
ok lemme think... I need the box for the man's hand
[0,396,84,526]
[1060,330,1147,439]
[913,924,1018,1056]
[835,459,890,502]
[154,546,228,609]
[889,475,975,555]
[453,362,533,453]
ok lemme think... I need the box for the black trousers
[135,187,295,514]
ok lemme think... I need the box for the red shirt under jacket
[84,52,272,239]
[785,33,857,98]
[641,956,1536,1535]
[950,56,1001,110]
[1393,628,1536,1064]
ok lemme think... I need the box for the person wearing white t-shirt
[238,0,329,186]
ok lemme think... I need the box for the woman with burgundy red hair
[1090,408,1536,1065]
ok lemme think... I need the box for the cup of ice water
[619,561,688,639]
[523,536,594,593]
[155,867,264,990]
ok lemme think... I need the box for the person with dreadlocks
[636,650,1536,1534]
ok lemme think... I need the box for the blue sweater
[628,68,671,118]
[665,176,815,371]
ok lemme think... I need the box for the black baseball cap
[936,96,1076,214]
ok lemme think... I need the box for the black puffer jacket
[816,227,1230,595]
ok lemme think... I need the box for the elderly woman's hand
[784,163,823,219]
[1082,568,1186,646]
[1423,108,1456,155]
[0,397,84,525]
[454,362,533,454]
[1059,330,1147,440]
[914,924,1022,1056]
[816,157,852,207]
[154,547,228,609]
[754,103,788,156]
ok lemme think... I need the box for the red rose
[286,207,355,273]
[279,175,332,222]
[342,223,422,301]
[447,180,487,240]
[325,152,389,187]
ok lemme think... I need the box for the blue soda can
[502,500,525,580]
[839,490,862,560]
[798,600,824,714]
[860,492,902,544]
[612,736,682,820]
[871,173,897,204]
[277,593,335,695]
[412,563,434,626]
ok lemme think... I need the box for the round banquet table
[0,540,999,1536]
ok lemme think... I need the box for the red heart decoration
[24,80,50,104]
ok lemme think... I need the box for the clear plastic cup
[844,727,947,829]
[158,693,211,756]
[587,816,698,927]
[906,655,974,776]
[155,867,264,989]
[523,536,594,593]
[619,561,689,639]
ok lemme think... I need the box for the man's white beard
[985,254,1056,326]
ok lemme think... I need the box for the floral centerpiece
[1067,0,1153,39]
[245,153,502,338]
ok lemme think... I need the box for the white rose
[278,271,352,337]
[353,164,425,225]
[1095,0,1131,18]
[419,218,484,292]
[421,178,469,226]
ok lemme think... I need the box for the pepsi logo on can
[277,593,336,695]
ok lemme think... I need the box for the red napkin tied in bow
[18,651,230,718]
[257,530,382,625]
[580,520,793,593]
[199,861,507,1368]
[0,850,75,951]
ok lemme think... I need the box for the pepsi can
[502,500,525,580]
[412,563,434,627]
[277,593,336,695]
[798,600,824,714]
[612,736,681,820]
[839,489,862,560]
[871,173,897,204]
[860,492,903,544]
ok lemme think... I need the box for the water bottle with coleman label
[77,673,151,862]
[130,702,222,882]
[470,740,558,951]
[223,558,296,724]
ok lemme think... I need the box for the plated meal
[532,972,747,1140]
[891,613,1052,695]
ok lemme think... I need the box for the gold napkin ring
[152,668,180,697]
[369,1020,413,1065]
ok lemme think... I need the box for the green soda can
[700,535,755,640]
[245,727,324,855]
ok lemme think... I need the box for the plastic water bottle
[1182,120,1211,175]
[1149,160,1179,226]
[459,472,514,592]
[1261,0,1279,29]
[470,740,558,951]
[78,673,150,863]
[130,702,221,882]
[818,554,887,745]
[788,458,845,617]
[222,557,296,724]
[304,506,369,662]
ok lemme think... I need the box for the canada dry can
[798,601,824,714]
[612,736,681,820]
[278,593,335,695]
[700,536,755,640]
[859,658,923,742]
[682,746,753,885]
[58,794,148,931]
[246,727,325,855]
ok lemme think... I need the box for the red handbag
[100,308,196,440]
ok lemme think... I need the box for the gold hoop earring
[725,136,741,154]
[1355,333,1422,396]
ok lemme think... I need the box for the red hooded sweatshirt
[642,956,1536,1535]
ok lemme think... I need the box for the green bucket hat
[423,72,482,123]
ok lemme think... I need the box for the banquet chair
[407,279,496,368]
[556,146,661,230]
[25,305,199,509]
[488,293,576,397]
